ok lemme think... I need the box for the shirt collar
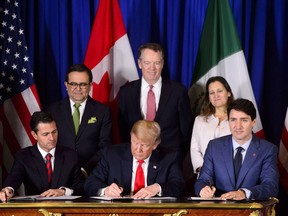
[232,136,252,151]
[37,144,56,159]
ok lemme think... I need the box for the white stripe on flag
[195,51,263,133]
[22,88,41,115]
[4,99,32,149]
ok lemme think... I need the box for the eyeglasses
[67,82,90,89]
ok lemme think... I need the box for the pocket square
[88,117,97,124]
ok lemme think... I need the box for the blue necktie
[234,147,244,180]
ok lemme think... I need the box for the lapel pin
[153,165,157,169]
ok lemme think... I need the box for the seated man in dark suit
[85,120,184,198]
[194,99,279,200]
[0,111,84,202]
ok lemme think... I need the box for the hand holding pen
[199,181,216,198]
[104,179,123,197]
[0,187,13,202]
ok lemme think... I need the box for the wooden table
[0,197,278,216]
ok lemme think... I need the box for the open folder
[91,196,177,201]
[10,195,81,201]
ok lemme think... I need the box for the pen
[208,180,215,198]
[113,178,123,197]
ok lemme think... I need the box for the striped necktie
[45,153,52,184]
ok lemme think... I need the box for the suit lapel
[77,97,93,138]
[155,80,171,121]
[61,98,76,136]
[236,136,259,187]
[135,80,143,119]
[222,137,236,187]
[122,149,133,191]
[51,147,64,188]
[147,150,159,185]
[31,146,50,190]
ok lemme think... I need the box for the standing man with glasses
[46,64,112,175]
[118,43,192,161]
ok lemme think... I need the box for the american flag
[0,0,41,185]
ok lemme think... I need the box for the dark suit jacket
[194,134,279,200]
[84,143,185,197]
[118,79,192,158]
[46,96,112,173]
[3,145,84,195]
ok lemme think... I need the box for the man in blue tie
[194,98,279,200]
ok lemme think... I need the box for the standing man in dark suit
[46,64,112,174]
[85,120,185,198]
[0,112,84,202]
[194,99,279,200]
[118,43,192,159]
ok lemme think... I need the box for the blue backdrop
[19,0,288,147]
[5,0,288,214]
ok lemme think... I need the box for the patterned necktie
[73,103,81,134]
[45,153,52,184]
[146,85,156,121]
[234,147,244,180]
[134,160,145,194]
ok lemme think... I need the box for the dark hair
[201,76,234,116]
[65,64,93,83]
[227,98,256,120]
[30,111,55,133]
[138,43,164,60]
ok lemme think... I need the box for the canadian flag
[84,0,139,143]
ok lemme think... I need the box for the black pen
[208,180,215,197]
[113,178,123,197]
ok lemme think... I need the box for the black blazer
[3,145,84,195]
[84,143,185,196]
[118,79,193,158]
[46,96,112,173]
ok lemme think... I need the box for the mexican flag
[188,0,263,136]
[84,0,139,143]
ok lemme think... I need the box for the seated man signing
[0,111,84,202]
[194,99,279,200]
[85,120,184,199]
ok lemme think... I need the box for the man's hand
[40,189,65,197]
[132,183,160,199]
[0,188,13,202]
[104,183,123,197]
[199,185,216,198]
[220,189,246,200]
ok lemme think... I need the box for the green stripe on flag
[192,0,242,84]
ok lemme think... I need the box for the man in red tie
[85,120,185,199]
[0,112,84,202]
[118,43,192,161]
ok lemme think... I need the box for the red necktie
[45,153,52,184]
[146,85,156,121]
[134,160,145,194]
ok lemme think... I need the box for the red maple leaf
[92,71,112,105]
